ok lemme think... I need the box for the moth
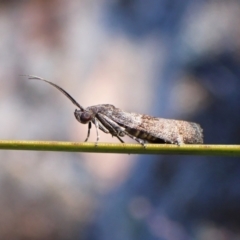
[29,76,204,146]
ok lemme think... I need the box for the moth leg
[93,118,110,134]
[97,114,121,136]
[97,116,125,143]
[123,131,146,147]
[97,113,125,143]
[98,114,124,143]
[84,122,92,142]
[116,136,125,143]
[94,119,100,146]
[176,136,184,146]
[93,117,124,144]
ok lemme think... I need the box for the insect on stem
[27,75,204,146]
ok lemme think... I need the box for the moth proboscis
[28,76,204,146]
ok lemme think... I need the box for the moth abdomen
[125,127,169,144]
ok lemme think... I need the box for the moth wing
[103,109,143,128]
[103,109,172,143]
[106,108,203,144]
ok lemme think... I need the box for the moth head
[74,109,93,124]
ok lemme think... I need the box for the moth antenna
[26,75,85,111]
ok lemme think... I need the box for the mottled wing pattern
[98,105,203,144]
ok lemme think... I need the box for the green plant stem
[0,140,240,156]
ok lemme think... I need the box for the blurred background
[0,0,240,239]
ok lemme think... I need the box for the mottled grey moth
[29,76,204,146]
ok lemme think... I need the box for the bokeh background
[1,0,240,239]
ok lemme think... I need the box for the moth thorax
[74,109,93,124]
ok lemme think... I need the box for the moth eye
[80,112,92,124]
